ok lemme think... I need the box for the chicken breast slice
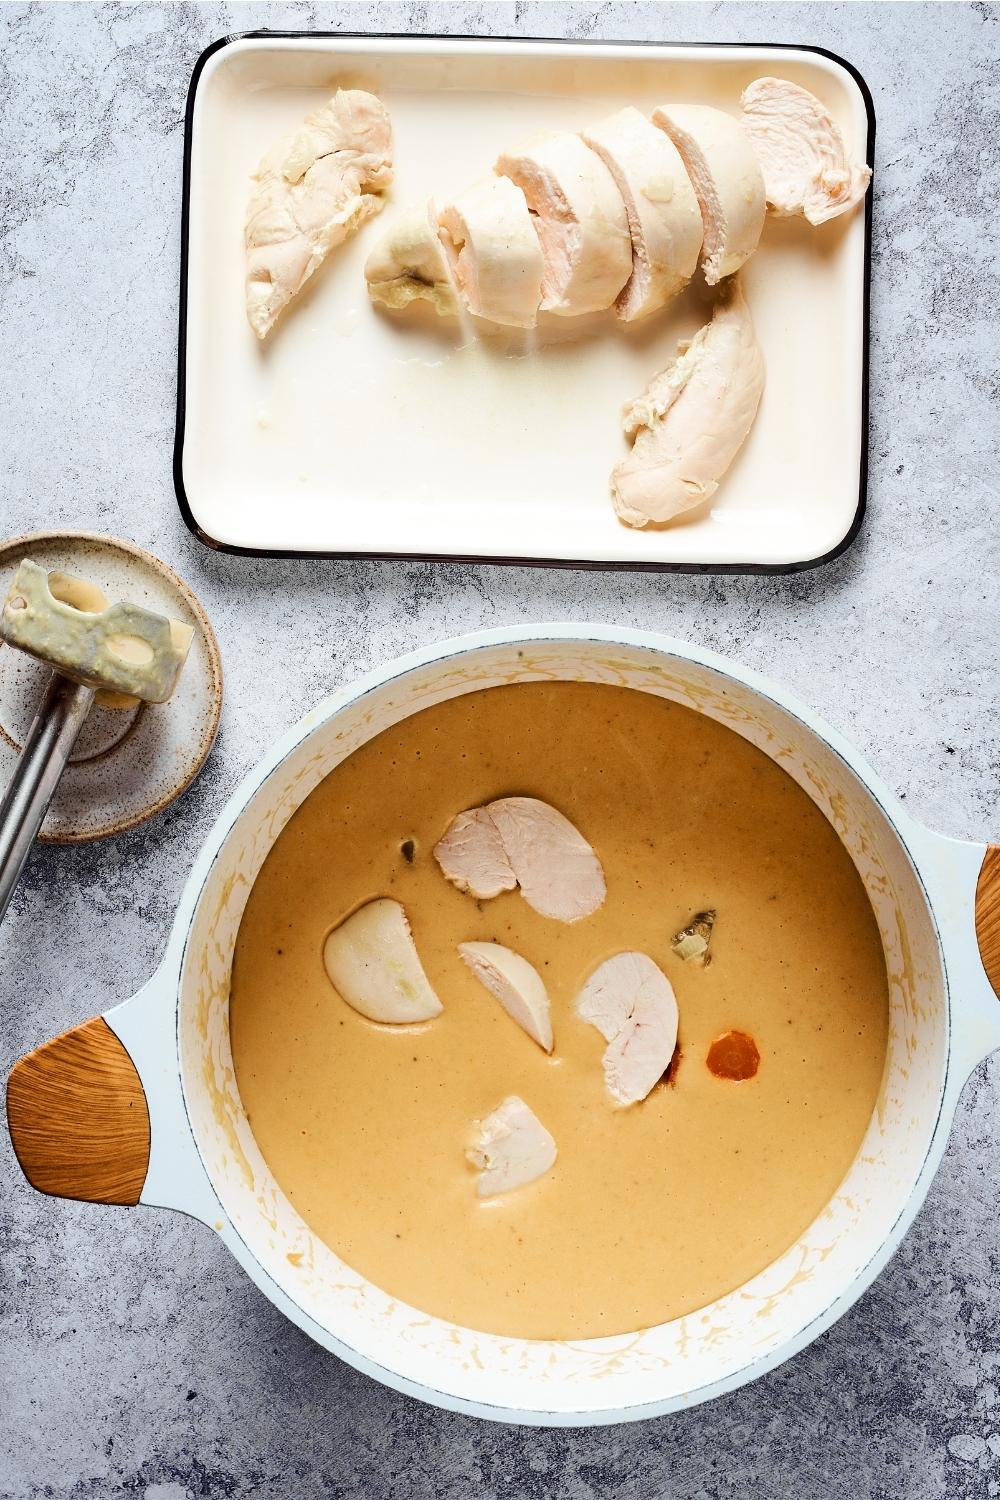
[459,941,554,1052]
[581,107,703,322]
[486,797,606,923]
[575,952,679,1106]
[740,77,872,226]
[466,1096,557,1198]
[322,899,443,1023]
[364,202,459,315]
[245,89,393,340]
[612,278,764,528]
[652,104,765,285]
[495,132,632,316]
[437,176,545,328]
[434,797,606,923]
[433,806,517,899]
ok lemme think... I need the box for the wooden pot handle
[6,1016,150,1205]
[976,845,1000,1001]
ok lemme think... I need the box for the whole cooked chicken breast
[581,107,703,322]
[364,202,458,315]
[495,132,632,316]
[651,103,765,284]
[245,89,393,340]
[612,279,764,528]
[741,76,871,225]
[437,176,545,328]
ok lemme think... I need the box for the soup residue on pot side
[229,681,889,1340]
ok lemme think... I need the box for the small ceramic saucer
[0,531,222,843]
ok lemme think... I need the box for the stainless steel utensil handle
[0,673,95,923]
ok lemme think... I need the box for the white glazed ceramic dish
[175,35,873,571]
[9,626,999,1426]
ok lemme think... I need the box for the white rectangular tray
[176,34,873,570]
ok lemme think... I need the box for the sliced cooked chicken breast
[434,796,606,923]
[612,278,764,528]
[575,952,679,1106]
[581,107,703,322]
[433,806,516,899]
[495,132,632,316]
[466,1095,557,1198]
[459,941,554,1052]
[486,797,606,923]
[364,203,458,315]
[322,898,443,1023]
[245,89,393,340]
[437,176,545,327]
[741,77,872,225]
[652,104,765,285]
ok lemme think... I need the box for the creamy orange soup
[230,682,889,1339]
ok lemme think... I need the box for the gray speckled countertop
[1,3,998,1497]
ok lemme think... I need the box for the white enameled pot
[8,626,1000,1426]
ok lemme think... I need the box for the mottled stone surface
[1,3,998,1497]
